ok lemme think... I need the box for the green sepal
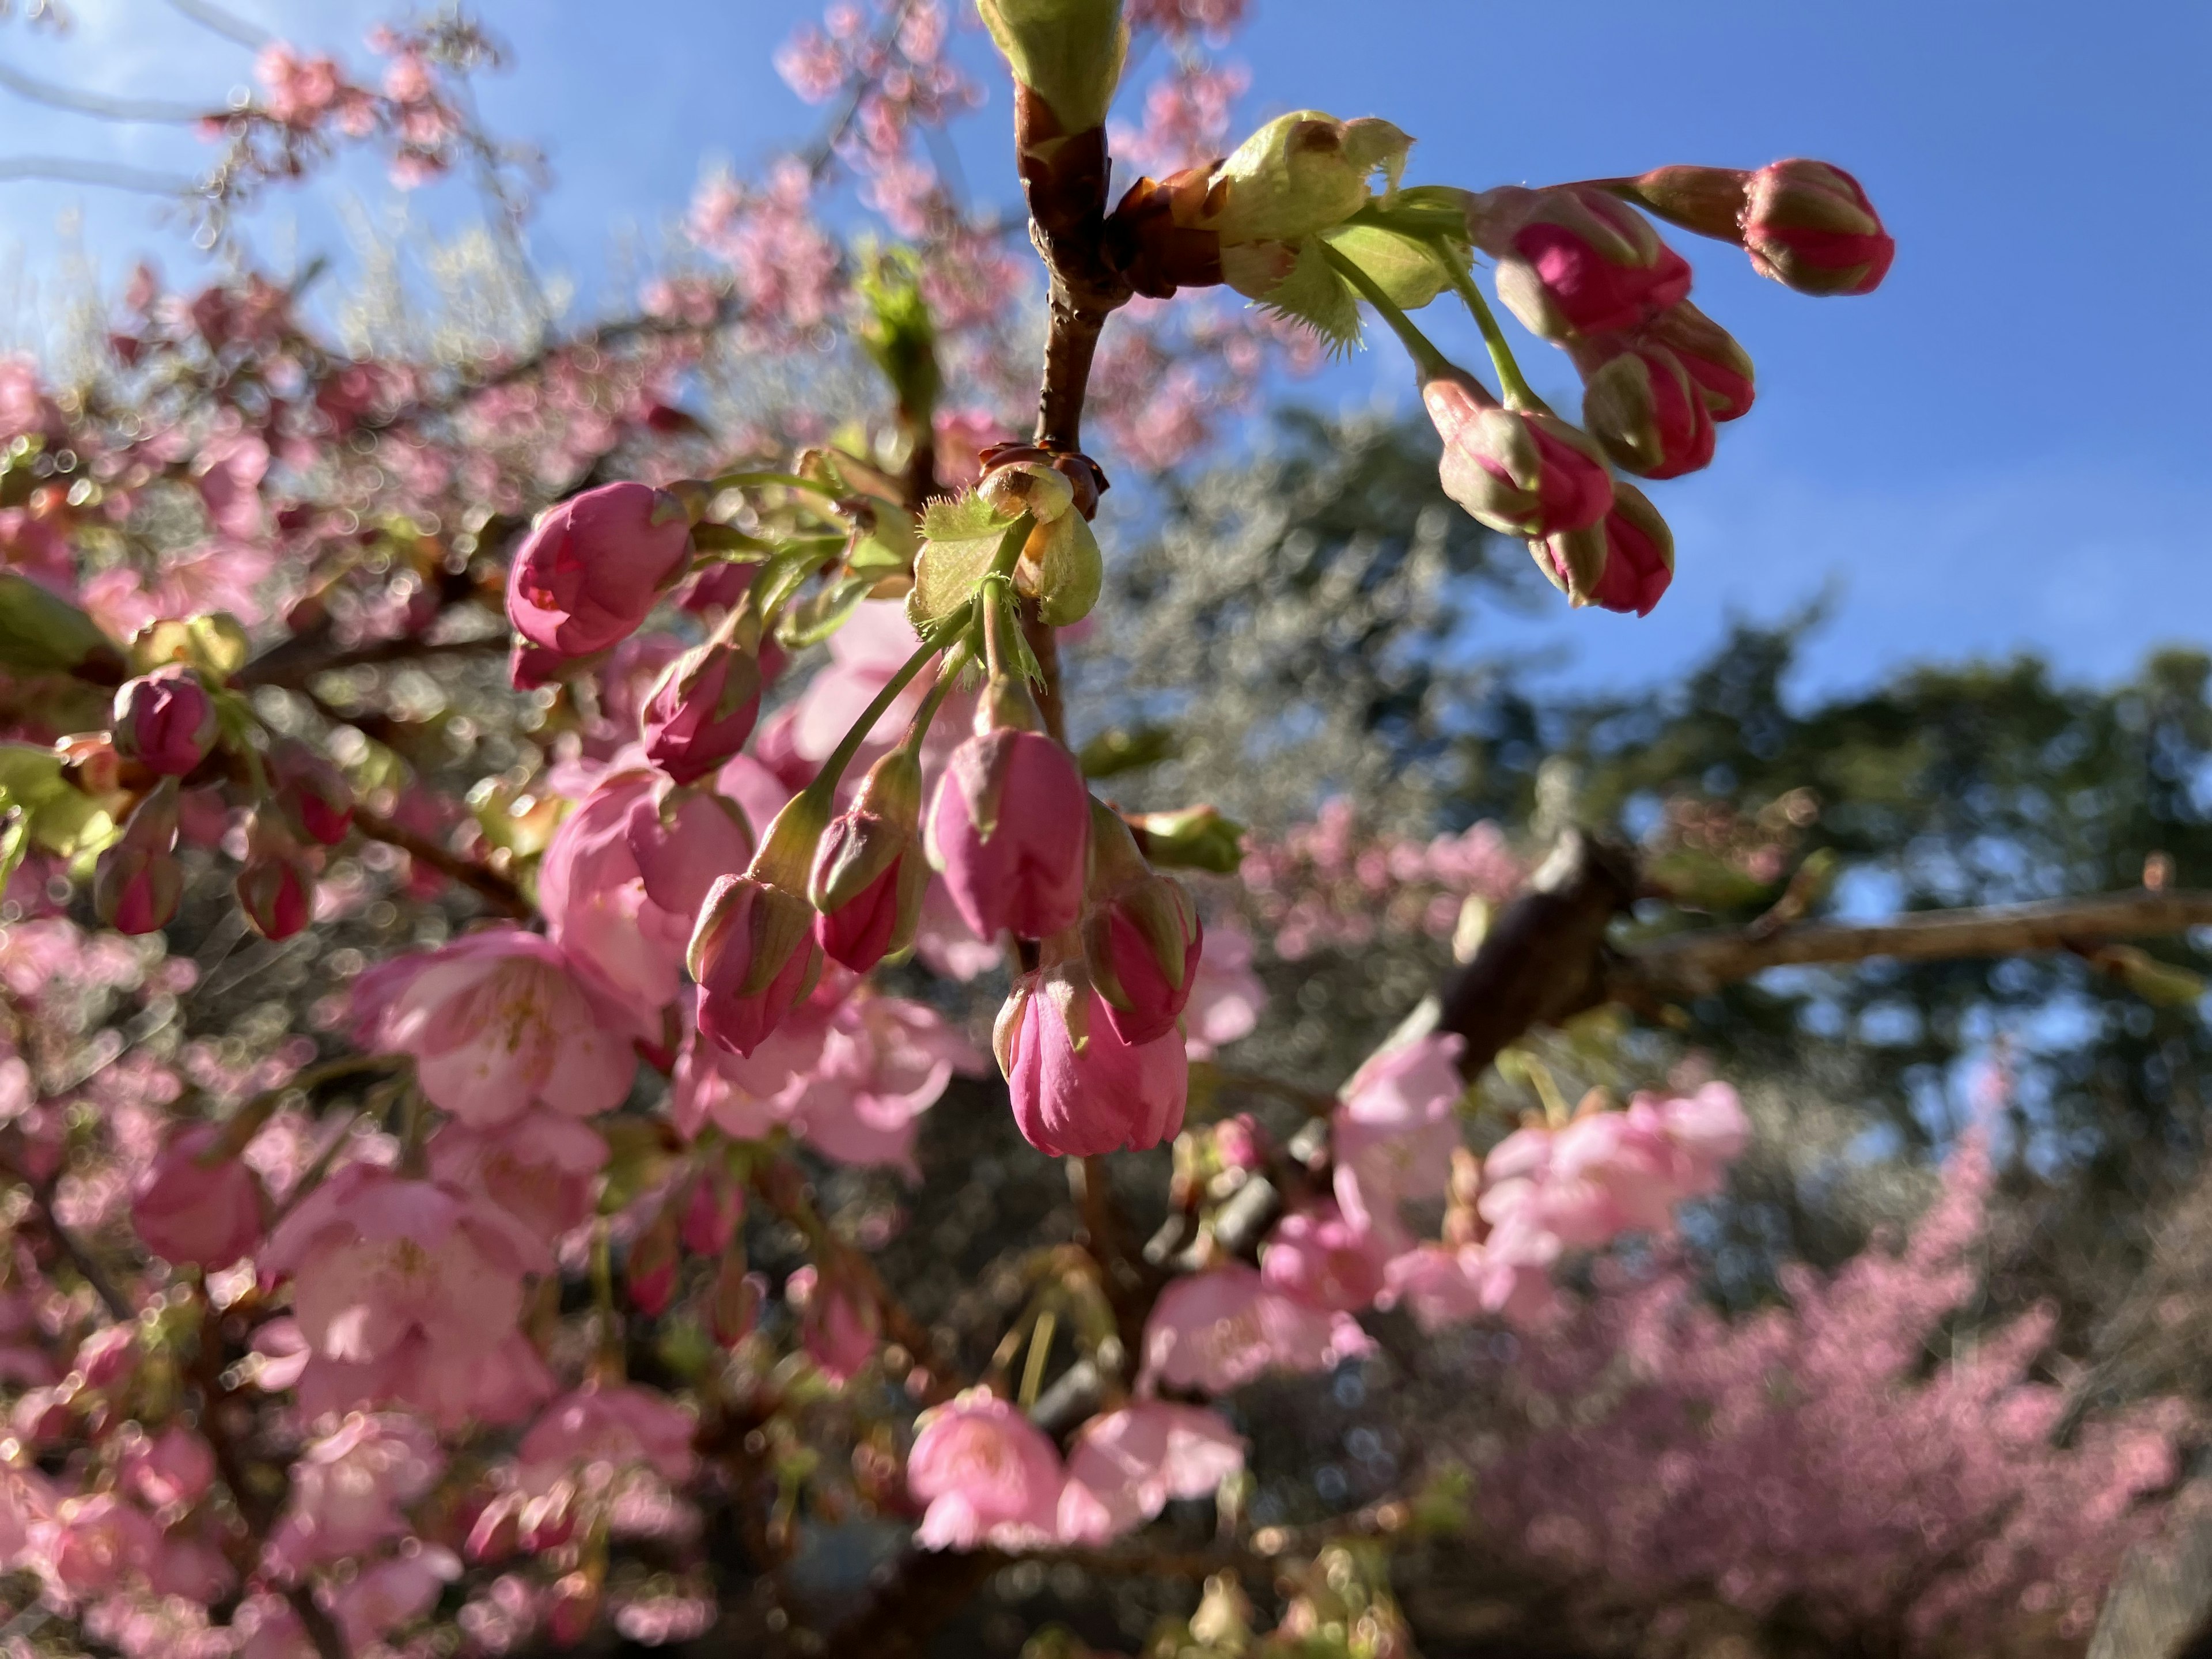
[0,573,119,677]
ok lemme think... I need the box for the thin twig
[350,805,532,918]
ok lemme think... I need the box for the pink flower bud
[925,692,1090,942]
[679,1167,744,1255]
[76,1324,139,1389]
[509,637,568,689]
[131,1122,266,1269]
[1081,802,1202,1046]
[690,873,824,1058]
[111,665,217,776]
[810,748,927,972]
[547,1569,601,1646]
[626,1205,680,1316]
[641,632,763,785]
[710,1259,764,1348]
[1577,343,1717,480]
[505,481,694,656]
[623,777,754,922]
[1423,369,1614,539]
[1641,301,1755,421]
[94,782,184,936]
[1742,160,1893,297]
[1476,183,1692,341]
[1260,1200,1392,1313]
[271,738,353,844]
[1529,480,1675,617]
[1609,165,1751,241]
[994,956,1188,1158]
[787,1260,879,1384]
[235,810,315,940]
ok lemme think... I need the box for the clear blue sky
[2,0,2207,700]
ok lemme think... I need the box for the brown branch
[234,633,506,691]
[1618,888,2212,1002]
[350,805,532,918]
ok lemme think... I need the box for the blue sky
[2,0,2207,701]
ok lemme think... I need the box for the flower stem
[1320,241,1455,382]
[805,629,948,807]
[1428,238,1543,411]
[703,469,846,499]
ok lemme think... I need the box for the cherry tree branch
[349,804,532,918]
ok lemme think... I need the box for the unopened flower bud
[640,628,763,785]
[1422,369,1614,539]
[55,733,121,797]
[710,1255,764,1348]
[270,738,353,845]
[94,781,183,935]
[810,748,928,972]
[234,809,314,940]
[679,1167,744,1256]
[547,1569,601,1645]
[1210,112,1411,247]
[1741,160,1893,297]
[1529,480,1675,617]
[925,684,1090,942]
[1475,184,1692,342]
[1130,804,1245,874]
[1641,302,1755,421]
[626,1205,680,1316]
[506,480,694,656]
[1578,343,1717,480]
[1082,802,1201,1046]
[690,793,828,1056]
[978,0,1128,134]
[509,638,567,690]
[995,953,1188,1158]
[112,665,217,777]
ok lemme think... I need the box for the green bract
[976,0,1127,133]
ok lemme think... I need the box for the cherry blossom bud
[627,1205,680,1316]
[1529,480,1675,616]
[271,737,353,844]
[1474,184,1692,342]
[547,1568,601,1646]
[810,747,928,972]
[788,1260,879,1384]
[1743,160,1893,296]
[94,780,184,935]
[1642,302,1756,421]
[710,1257,764,1348]
[111,665,217,776]
[1082,802,1201,1046]
[1578,343,1717,480]
[979,0,1128,134]
[77,1324,139,1389]
[995,955,1188,1158]
[465,1493,522,1563]
[926,680,1090,942]
[640,627,763,785]
[1422,369,1614,539]
[689,794,828,1057]
[131,1122,266,1269]
[235,809,315,940]
[908,1389,1065,1550]
[679,1167,744,1255]
[509,638,567,689]
[506,481,694,656]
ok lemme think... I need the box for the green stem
[895,647,971,758]
[749,539,851,622]
[805,630,946,805]
[703,469,846,499]
[1320,241,1455,382]
[1429,238,1543,410]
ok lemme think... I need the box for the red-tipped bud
[94,781,183,935]
[522,1484,581,1554]
[111,666,217,777]
[678,1166,744,1256]
[548,1570,601,1647]
[995,953,1188,1158]
[925,686,1090,942]
[640,631,763,785]
[505,480,694,656]
[1529,480,1675,617]
[1081,802,1202,1046]
[465,1493,523,1564]
[1473,183,1692,342]
[710,1257,764,1349]
[809,748,927,972]
[508,638,568,690]
[1578,343,1717,480]
[1742,160,1893,297]
[690,872,824,1058]
[270,738,353,845]
[234,810,315,940]
[1422,370,1614,539]
[1641,302,1755,421]
[1607,166,1749,240]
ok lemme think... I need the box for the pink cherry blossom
[623,778,754,922]
[1139,1265,1374,1395]
[1181,920,1264,1059]
[926,726,1090,942]
[130,1122,266,1269]
[789,994,983,1173]
[261,1164,552,1428]
[907,1391,1064,1551]
[1331,1032,1465,1231]
[1260,1200,1395,1313]
[426,1109,608,1247]
[1056,1402,1245,1543]
[518,1385,698,1492]
[787,1263,878,1385]
[267,1412,443,1573]
[331,1547,461,1649]
[540,770,694,1024]
[365,928,639,1128]
[505,482,692,656]
[120,1427,215,1516]
[995,965,1188,1159]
